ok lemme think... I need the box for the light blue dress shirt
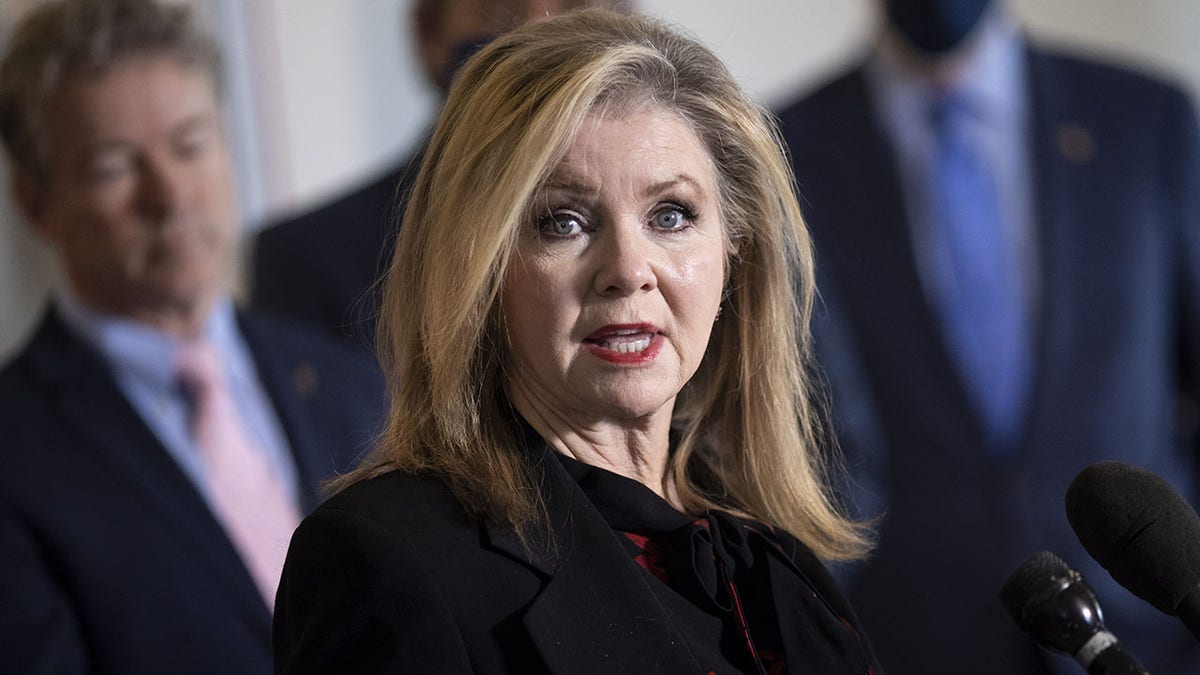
[56,290,301,509]
[866,12,1038,317]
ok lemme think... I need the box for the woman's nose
[592,224,657,297]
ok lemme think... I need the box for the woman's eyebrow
[539,174,599,195]
[640,174,703,199]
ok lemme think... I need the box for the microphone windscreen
[1000,551,1104,658]
[1000,550,1074,623]
[1065,460,1200,614]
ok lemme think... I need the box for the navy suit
[777,46,1200,673]
[252,152,422,346]
[0,309,385,674]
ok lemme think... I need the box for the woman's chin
[583,390,678,425]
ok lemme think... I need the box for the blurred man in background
[777,0,1200,672]
[0,1,384,672]
[253,0,626,345]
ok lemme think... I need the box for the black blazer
[275,447,881,674]
[0,309,386,674]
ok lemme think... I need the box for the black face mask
[885,0,994,55]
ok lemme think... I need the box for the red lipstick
[583,323,663,364]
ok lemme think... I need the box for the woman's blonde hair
[352,8,870,561]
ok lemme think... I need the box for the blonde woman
[275,9,880,674]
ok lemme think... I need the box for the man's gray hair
[0,0,223,178]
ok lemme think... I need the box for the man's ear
[412,1,445,90]
[11,170,52,237]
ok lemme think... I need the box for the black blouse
[555,453,880,675]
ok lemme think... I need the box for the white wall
[1015,0,1200,92]
[259,0,438,217]
[1,0,1198,361]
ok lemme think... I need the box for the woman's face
[502,106,726,424]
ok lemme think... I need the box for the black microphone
[1066,460,1200,642]
[1001,551,1149,674]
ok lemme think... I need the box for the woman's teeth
[598,336,651,353]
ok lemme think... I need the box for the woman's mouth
[584,324,663,364]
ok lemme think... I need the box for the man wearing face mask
[777,1,1200,673]
[252,0,626,346]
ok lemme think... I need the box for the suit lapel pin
[1055,123,1096,165]
[291,363,318,397]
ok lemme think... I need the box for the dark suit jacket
[274,448,882,674]
[777,45,1200,674]
[0,309,386,674]
[252,150,423,346]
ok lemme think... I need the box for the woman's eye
[652,206,689,230]
[538,210,585,236]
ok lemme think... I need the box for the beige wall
[1,0,1198,360]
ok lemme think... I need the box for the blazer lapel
[754,537,877,675]
[27,311,270,632]
[808,69,987,452]
[237,313,330,514]
[483,453,706,674]
[1021,46,1099,457]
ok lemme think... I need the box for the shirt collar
[868,9,1026,126]
[55,287,238,390]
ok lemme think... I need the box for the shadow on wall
[0,197,57,364]
[0,2,60,363]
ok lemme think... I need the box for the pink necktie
[177,340,301,611]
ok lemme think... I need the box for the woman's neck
[508,380,679,506]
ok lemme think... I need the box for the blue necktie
[928,94,1029,452]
